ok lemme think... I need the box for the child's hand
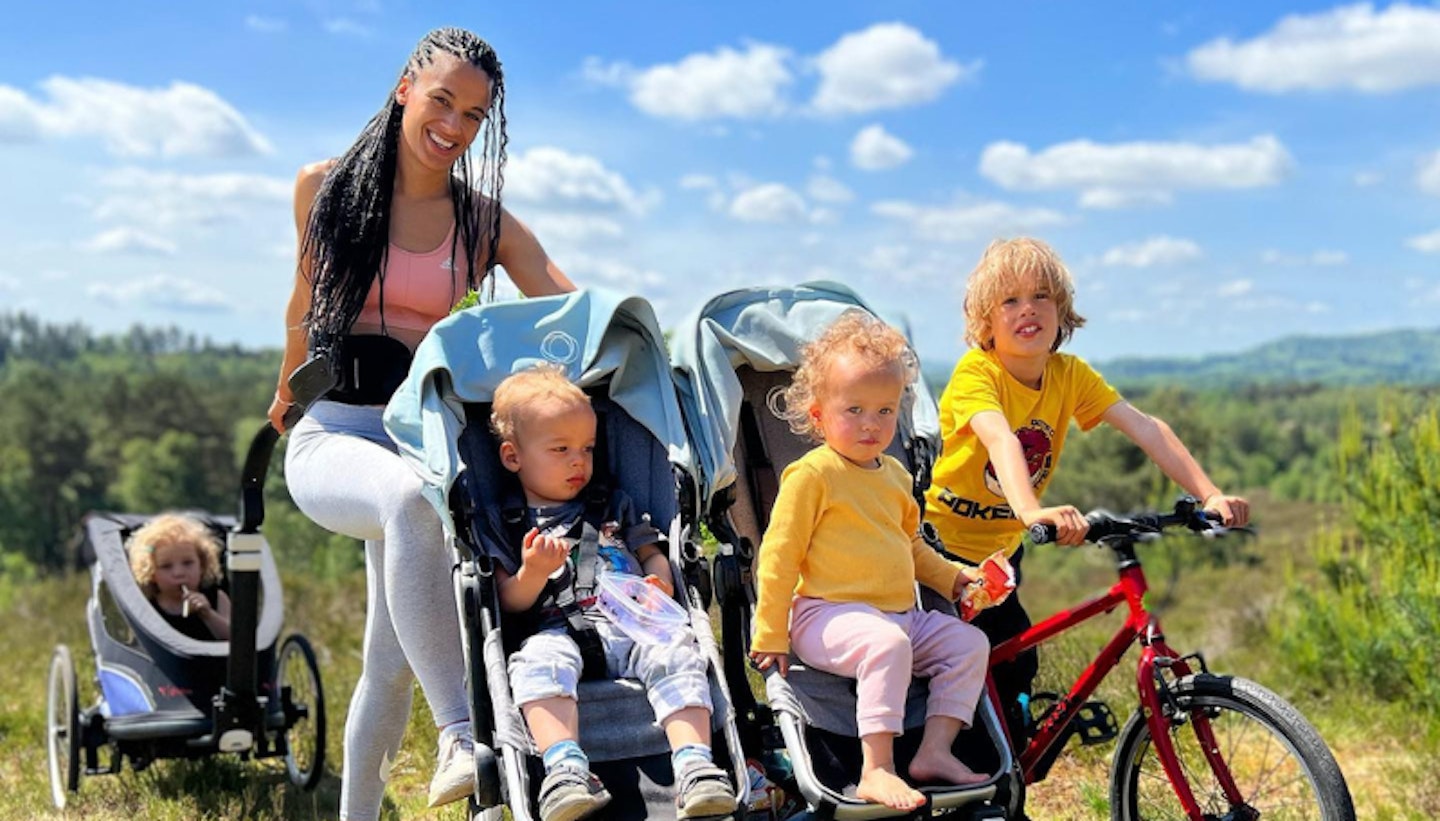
[643,573,673,598]
[1022,505,1088,546]
[750,651,790,676]
[183,588,211,616]
[1203,494,1250,528]
[521,527,570,577]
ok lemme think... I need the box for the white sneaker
[428,729,477,808]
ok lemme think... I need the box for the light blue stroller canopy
[384,287,694,537]
[670,280,940,513]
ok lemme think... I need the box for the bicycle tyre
[1109,674,1354,821]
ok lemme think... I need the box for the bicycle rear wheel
[1110,674,1353,821]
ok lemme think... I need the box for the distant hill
[922,327,1440,391]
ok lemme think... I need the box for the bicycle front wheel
[1110,674,1354,821]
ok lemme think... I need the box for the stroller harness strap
[506,487,615,682]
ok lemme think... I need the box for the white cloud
[1217,279,1254,297]
[1101,236,1204,268]
[87,274,232,312]
[1417,150,1440,195]
[587,43,793,121]
[559,252,666,291]
[1187,3,1440,93]
[850,124,914,170]
[0,76,273,158]
[80,227,178,256]
[980,135,1291,206]
[811,23,976,114]
[323,18,372,37]
[1261,248,1349,266]
[527,214,625,243]
[1078,188,1175,209]
[245,15,286,33]
[507,147,655,215]
[1354,170,1384,187]
[729,183,809,223]
[91,167,291,229]
[679,174,718,190]
[0,86,40,142]
[872,199,1066,242]
[1406,228,1440,253]
[806,174,855,204]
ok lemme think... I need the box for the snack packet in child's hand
[959,551,1016,621]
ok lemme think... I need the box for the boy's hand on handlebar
[1022,505,1088,545]
[750,651,789,676]
[1203,494,1250,528]
[521,527,571,576]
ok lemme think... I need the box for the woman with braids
[268,28,575,819]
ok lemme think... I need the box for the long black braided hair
[301,27,508,356]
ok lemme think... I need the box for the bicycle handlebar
[1027,496,1225,546]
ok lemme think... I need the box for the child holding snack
[127,513,232,641]
[749,310,995,812]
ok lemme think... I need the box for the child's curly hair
[781,309,918,443]
[963,237,1086,351]
[490,362,591,444]
[126,513,224,600]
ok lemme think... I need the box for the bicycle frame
[989,541,1244,821]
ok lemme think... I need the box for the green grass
[4,496,1435,819]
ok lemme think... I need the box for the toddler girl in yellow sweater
[749,310,990,811]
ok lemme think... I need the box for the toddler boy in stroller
[486,364,738,821]
[383,288,748,820]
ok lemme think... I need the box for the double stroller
[45,428,325,809]
[384,289,749,819]
[387,283,1017,820]
[672,282,1020,819]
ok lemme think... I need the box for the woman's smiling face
[395,52,493,173]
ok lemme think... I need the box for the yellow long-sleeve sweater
[750,446,963,654]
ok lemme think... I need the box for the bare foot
[856,767,925,811]
[908,750,989,786]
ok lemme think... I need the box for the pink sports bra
[356,222,466,334]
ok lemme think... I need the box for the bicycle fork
[1137,633,1248,821]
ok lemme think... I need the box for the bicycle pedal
[1073,700,1119,745]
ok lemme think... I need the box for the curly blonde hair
[490,363,591,444]
[963,237,1086,351]
[781,309,918,443]
[126,513,223,600]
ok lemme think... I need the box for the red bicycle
[1002,496,1355,821]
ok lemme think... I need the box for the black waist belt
[323,335,414,405]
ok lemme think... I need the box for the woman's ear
[395,75,412,106]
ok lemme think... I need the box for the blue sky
[3,1,1440,368]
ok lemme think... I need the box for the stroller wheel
[47,644,81,809]
[276,634,326,790]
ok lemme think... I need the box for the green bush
[1275,403,1440,715]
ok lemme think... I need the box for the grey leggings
[286,401,468,821]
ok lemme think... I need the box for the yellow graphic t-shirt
[924,348,1121,563]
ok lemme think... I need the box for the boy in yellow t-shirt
[923,237,1250,758]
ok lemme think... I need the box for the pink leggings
[790,597,989,737]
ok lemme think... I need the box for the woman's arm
[1101,400,1249,526]
[492,206,576,296]
[267,162,331,432]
